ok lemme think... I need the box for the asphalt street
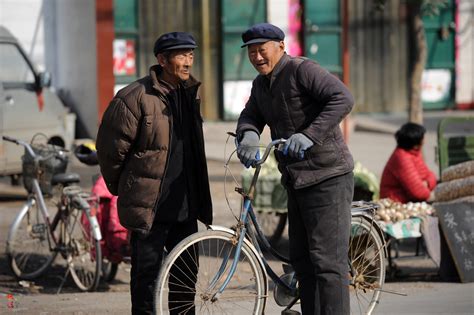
[0,110,473,314]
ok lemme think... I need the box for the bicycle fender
[6,199,34,253]
[89,215,103,241]
[208,225,269,290]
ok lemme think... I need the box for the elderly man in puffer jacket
[96,32,212,315]
[236,23,355,315]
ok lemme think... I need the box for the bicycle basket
[22,144,68,195]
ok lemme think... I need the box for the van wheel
[10,174,22,186]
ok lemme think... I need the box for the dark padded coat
[236,54,354,189]
[96,65,212,235]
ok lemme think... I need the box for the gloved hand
[237,131,260,168]
[283,133,314,159]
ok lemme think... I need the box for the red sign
[113,39,136,76]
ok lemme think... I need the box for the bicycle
[3,135,103,292]
[155,137,388,314]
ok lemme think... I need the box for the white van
[0,25,76,180]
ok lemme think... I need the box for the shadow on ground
[0,254,129,295]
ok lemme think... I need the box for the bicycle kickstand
[56,267,71,294]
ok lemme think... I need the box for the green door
[422,0,455,109]
[303,0,342,76]
[114,0,139,87]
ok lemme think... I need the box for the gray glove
[237,131,260,168]
[283,133,314,159]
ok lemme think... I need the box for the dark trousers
[287,172,353,315]
[130,219,198,315]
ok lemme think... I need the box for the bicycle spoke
[349,216,385,315]
[156,230,266,314]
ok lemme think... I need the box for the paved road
[1,111,473,314]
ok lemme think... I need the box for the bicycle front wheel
[155,230,267,314]
[7,197,57,279]
[63,207,102,291]
[349,216,386,314]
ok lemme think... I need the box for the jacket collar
[149,65,201,95]
[267,53,290,88]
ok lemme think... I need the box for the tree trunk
[408,3,427,124]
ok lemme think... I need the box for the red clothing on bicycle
[380,147,437,203]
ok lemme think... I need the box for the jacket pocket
[284,142,340,189]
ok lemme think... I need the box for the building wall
[138,0,220,120]
[456,0,473,108]
[44,0,98,138]
[348,0,409,113]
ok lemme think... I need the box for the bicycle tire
[255,211,287,245]
[155,230,267,314]
[7,197,57,280]
[349,216,386,314]
[63,206,102,291]
[102,260,119,282]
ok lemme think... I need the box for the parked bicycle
[73,143,131,283]
[3,135,102,292]
[155,136,387,314]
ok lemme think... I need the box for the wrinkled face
[157,49,194,85]
[247,41,285,75]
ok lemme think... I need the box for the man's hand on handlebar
[282,133,314,159]
[236,131,261,168]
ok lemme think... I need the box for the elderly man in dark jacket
[96,32,212,315]
[236,23,354,314]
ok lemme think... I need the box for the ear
[157,54,166,67]
[279,40,285,51]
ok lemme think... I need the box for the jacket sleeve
[417,153,437,190]
[96,97,138,195]
[393,151,432,201]
[298,61,354,145]
[236,81,266,138]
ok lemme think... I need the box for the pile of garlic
[374,198,435,223]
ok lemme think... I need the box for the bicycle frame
[210,138,388,304]
[211,139,295,300]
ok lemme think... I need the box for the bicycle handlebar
[3,135,37,159]
[254,138,287,166]
[227,132,287,167]
[2,135,66,162]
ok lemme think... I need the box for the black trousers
[130,219,198,315]
[287,172,353,315]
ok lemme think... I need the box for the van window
[0,43,35,85]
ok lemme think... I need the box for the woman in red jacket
[380,122,437,203]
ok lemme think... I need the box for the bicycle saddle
[52,173,81,186]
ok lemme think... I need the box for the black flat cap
[153,32,197,56]
[241,23,285,48]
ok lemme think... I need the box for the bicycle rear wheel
[7,197,57,279]
[155,230,267,314]
[63,206,102,291]
[349,216,386,314]
[255,211,287,246]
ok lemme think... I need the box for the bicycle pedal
[281,310,300,315]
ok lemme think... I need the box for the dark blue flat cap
[153,32,197,56]
[241,23,285,48]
